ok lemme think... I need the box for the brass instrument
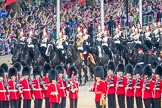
[76,37,84,47]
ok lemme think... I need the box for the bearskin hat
[48,69,58,82]
[107,61,116,72]
[116,63,125,72]
[43,63,51,76]
[125,64,133,75]
[0,67,4,77]
[94,66,104,78]
[0,63,8,72]
[22,66,31,76]
[155,65,162,76]
[151,60,158,69]
[143,64,152,77]
[55,65,64,74]
[33,65,42,76]
[8,67,17,78]
[69,65,78,78]
[134,64,143,75]
[13,62,21,72]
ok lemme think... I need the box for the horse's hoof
[79,84,82,86]
[82,83,86,86]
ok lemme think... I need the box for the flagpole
[139,0,142,27]
[100,0,104,32]
[57,0,60,39]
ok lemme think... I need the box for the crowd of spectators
[0,0,161,55]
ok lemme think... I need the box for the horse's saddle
[80,53,96,65]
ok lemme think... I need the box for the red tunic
[57,77,67,97]
[116,76,127,95]
[142,79,153,99]
[125,78,135,97]
[134,78,144,97]
[32,79,43,99]
[92,80,106,102]
[48,83,60,103]
[20,79,32,100]
[42,77,50,98]
[0,81,8,101]
[105,74,117,95]
[67,78,79,99]
[152,79,162,99]
[8,80,19,100]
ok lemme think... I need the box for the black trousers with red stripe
[135,97,143,108]
[0,101,9,108]
[117,94,125,108]
[59,97,66,108]
[95,102,106,108]
[10,100,19,108]
[23,99,31,108]
[70,99,78,108]
[153,98,161,108]
[143,98,152,108]
[34,99,42,108]
[50,102,59,108]
[107,94,116,108]
[126,96,134,108]
[45,98,50,108]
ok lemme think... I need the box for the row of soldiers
[90,61,162,108]
[0,62,79,108]
[0,60,162,108]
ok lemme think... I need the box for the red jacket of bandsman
[8,68,20,100]
[32,66,44,99]
[0,81,9,101]
[20,79,32,100]
[67,66,79,99]
[116,63,127,95]
[142,65,154,99]
[57,77,67,98]
[91,80,106,102]
[91,66,106,102]
[105,74,117,95]
[152,65,162,99]
[48,83,60,103]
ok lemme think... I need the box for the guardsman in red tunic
[142,65,153,108]
[0,63,9,108]
[0,67,9,108]
[56,65,67,108]
[105,61,117,108]
[152,65,162,108]
[32,66,43,108]
[67,65,79,108]
[13,62,22,108]
[134,64,143,108]
[20,66,32,108]
[125,64,135,108]
[42,63,51,108]
[48,69,60,108]
[116,63,127,108]
[90,66,106,108]
[8,67,20,108]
